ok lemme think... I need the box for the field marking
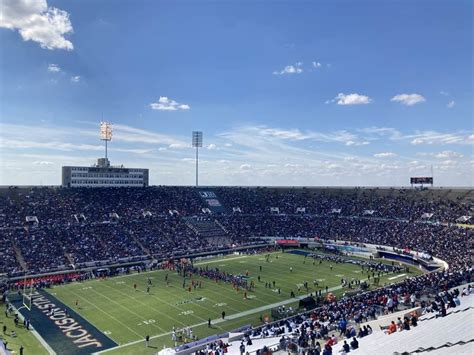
[95,253,399,354]
[9,301,57,355]
[96,280,348,354]
[86,286,167,334]
[388,273,406,280]
[68,288,144,341]
[86,252,394,353]
[97,279,189,329]
[97,274,234,334]
[94,264,418,355]
[96,281,351,354]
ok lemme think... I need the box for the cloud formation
[391,93,425,106]
[47,63,61,72]
[374,152,397,158]
[332,93,372,105]
[0,0,74,50]
[273,62,303,75]
[150,96,190,111]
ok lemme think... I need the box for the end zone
[8,290,117,355]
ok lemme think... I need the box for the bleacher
[329,294,474,355]
[185,217,230,246]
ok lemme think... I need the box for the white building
[62,158,149,188]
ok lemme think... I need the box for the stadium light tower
[100,121,113,160]
[192,131,203,187]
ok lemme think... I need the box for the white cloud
[440,160,457,166]
[258,127,307,140]
[410,131,472,145]
[435,151,463,159]
[207,143,217,150]
[440,91,449,96]
[150,96,190,111]
[345,141,369,146]
[334,93,372,105]
[226,125,374,148]
[1,121,472,186]
[168,143,188,149]
[374,152,397,158]
[47,63,60,72]
[390,93,425,106]
[112,124,187,146]
[0,0,74,50]
[33,160,54,165]
[273,63,303,75]
[70,75,80,83]
[312,61,322,68]
[447,100,455,108]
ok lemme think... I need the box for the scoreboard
[410,177,433,185]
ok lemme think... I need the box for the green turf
[0,307,49,355]
[39,251,422,354]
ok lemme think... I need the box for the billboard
[276,239,300,246]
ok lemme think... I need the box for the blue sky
[0,0,472,186]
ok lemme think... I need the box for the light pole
[100,121,113,160]
[192,131,203,187]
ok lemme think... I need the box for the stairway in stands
[185,217,231,246]
[129,231,152,257]
[13,244,28,272]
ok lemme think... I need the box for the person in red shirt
[387,321,397,334]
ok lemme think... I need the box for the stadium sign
[9,290,117,354]
[31,292,103,348]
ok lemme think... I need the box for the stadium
[0,184,473,355]
[1,1,473,355]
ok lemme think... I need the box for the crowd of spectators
[214,187,472,222]
[1,186,472,355]
[0,186,472,277]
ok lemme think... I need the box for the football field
[28,250,422,354]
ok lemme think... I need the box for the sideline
[96,254,252,281]
[8,302,57,355]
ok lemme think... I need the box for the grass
[35,251,422,354]
[0,306,49,355]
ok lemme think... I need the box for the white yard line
[388,273,406,280]
[74,290,145,339]
[87,287,167,334]
[9,303,57,355]
[95,282,348,354]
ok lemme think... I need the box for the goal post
[21,276,34,311]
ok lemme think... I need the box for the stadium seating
[0,186,472,276]
[1,186,472,355]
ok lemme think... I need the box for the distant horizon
[1,184,472,189]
